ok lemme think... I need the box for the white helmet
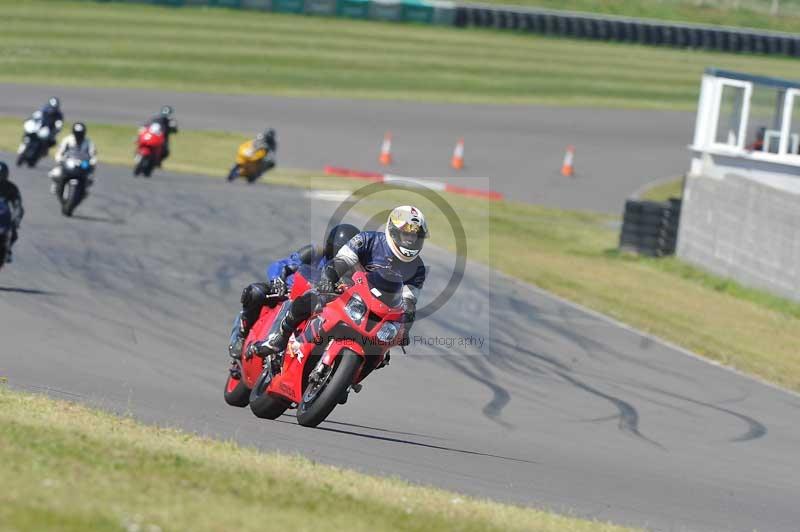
[385,205,428,262]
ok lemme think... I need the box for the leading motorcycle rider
[228,223,360,359]
[146,106,179,164]
[251,205,428,361]
[38,97,64,148]
[0,162,24,263]
[48,122,98,192]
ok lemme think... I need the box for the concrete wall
[678,173,800,303]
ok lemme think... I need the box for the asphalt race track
[0,83,693,213]
[2,151,799,532]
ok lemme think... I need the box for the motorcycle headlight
[65,159,77,169]
[38,127,50,139]
[376,321,400,343]
[344,294,367,324]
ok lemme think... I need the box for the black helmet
[324,223,360,260]
[264,128,276,149]
[160,105,174,117]
[72,122,86,144]
[48,97,60,109]
[0,161,8,182]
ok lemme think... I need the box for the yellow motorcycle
[227,139,274,183]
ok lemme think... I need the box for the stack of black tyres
[619,198,681,257]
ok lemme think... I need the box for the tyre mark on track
[632,384,767,443]
[555,370,665,449]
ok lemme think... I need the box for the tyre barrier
[619,198,682,257]
[455,4,800,57]
[91,0,800,56]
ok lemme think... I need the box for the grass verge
[637,176,685,201]
[3,116,799,392]
[474,0,800,34]
[2,0,800,110]
[0,386,637,532]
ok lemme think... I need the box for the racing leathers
[238,244,328,332]
[39,104,64,146]
[147,115,178,163]
[253,230,426,358]
[254,137,277,175]
[49,135,98,187]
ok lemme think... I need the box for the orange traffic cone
[451,137,465,170]
[379,132,393,166]
[561,145,575,177]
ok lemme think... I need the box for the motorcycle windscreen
[366,269,403,308]
[296,264,322,284]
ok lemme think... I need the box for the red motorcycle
[133,123,165,177]
[224,266,405,427]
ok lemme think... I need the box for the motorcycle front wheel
[224,364,250,408]
[296,350,361,428]
[226,165,240,182]
[143,158,154,178]
[61,182,82,217]
[249,368,290,419]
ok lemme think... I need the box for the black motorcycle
[54,150,93,217]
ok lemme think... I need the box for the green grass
[3,115,798,392]
[3,0,800,110]
[638,176,684,201]
[0,386,637,532]
[476,0,800,34]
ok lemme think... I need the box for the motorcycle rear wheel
[296,351,361,428]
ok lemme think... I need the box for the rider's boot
[259,314,293,356]
[228,312,248,360]
[245,315,293,376]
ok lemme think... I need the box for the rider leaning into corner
[254,128,278,174]
[146,106,178,165]
[247,205,428,366]
[0,162,24,263]
[229,223,360,359]
[48,122,98,193]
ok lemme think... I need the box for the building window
[714,84,746,147]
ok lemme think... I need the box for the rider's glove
[316,265,339,294]
[246,341,270,358]
[269,277,287,297]
[316,279,336,294]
